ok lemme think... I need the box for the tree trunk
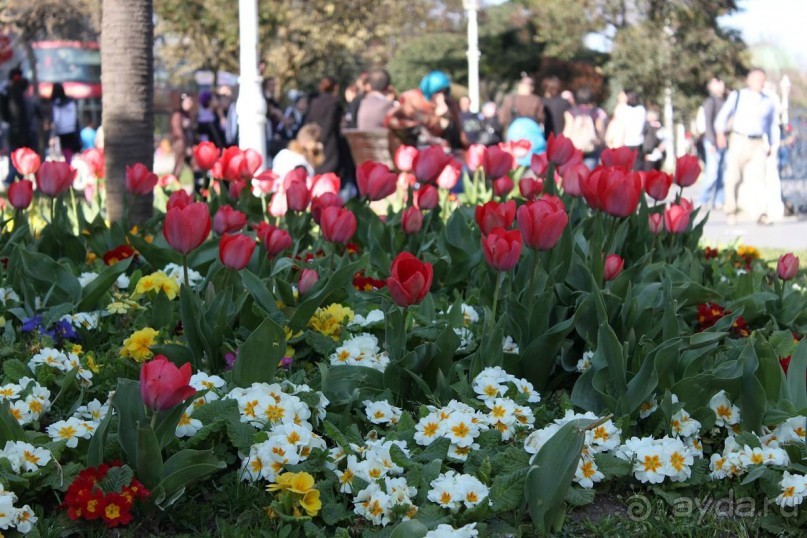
[101,0,154,225]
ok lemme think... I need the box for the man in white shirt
[715,68,780,224]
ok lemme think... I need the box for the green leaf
[389,520,429,538]
[98,465,134,494]
[17,246,82,305]
[226,420,258,452]
[288,260,361,332]
[490,467,529,513]
[2,359,28,383]
[593,453,632,480]
[128,234,181,269]
[111,379,147,463]
[154,448,226,505]
[232,317,286,387]
[87,408,114,467]
[137,426,164,489]
[787,338,807,410]
[0,401,27,443]
[565,487,596,507]
[240,269,284,320]
[78,257,132,311]
[525,420,585,534]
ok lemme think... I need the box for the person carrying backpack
[563,86,606,168]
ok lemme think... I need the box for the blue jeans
[699,140,726,206]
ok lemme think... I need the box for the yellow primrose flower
[737,245,760,260]
[86,251,97,264]
[266,472,296,492]
[288,472,316,494]
[107,301,129,315]
[71,344,83,355]
[134,271,179,301]
[308,304,354,341]
[300,489,321,517]
[86,354,101,373]
[120,327,159,362]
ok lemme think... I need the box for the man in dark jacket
[0,67,32,185]
[307,76,356,194]
[698,78,727,208]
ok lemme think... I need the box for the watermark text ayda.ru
[627,490,799,523]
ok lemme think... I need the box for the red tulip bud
[648,213,663,235]
[139,355,196,411]
[298,269,319,295]
[193,142,220,171]
[415,184,439,210]
[219,233,256,270]
[7,179,33,209]
[401,207,423,235]
[493,176,514,197]
[604,254,624,281]
[213,205,247,235]
[255,222,292,257]
[163,202,211,255]
[778,253,799,281]
[320,206,357,243]
[387,252,433,307]
[482,227,522,271]
[35,161,77,197]
[125,163,159,195]
[518,177,543,200]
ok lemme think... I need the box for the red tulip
[604,254,624,281]
[387,251,433,307]
[546,133,576,166]
[35,161,77,197]
[675,155,701,187]
[244,149,263,179]
[482,227,522,271]
[285,179,311,212]
[219,233,256,270]
[475,200,516,235]
[308,172,340,198]
[562,163,589,197]
[229,178,248,199]
[436,160,462,190]
[193,142,219,171]
[493,176,514,197]
[357,161,397,201]
[597,168,642,218]
[163,202,211,254]
[82,148,105,178]
[516,195,568,250]
[298,268,319,295]
[601,147,637,169]
[254,222,292,257]
[663,199,693,234]
[558,149,583,177]
[394,145,419,172]
[311,193,343,224]
[530,153,549,177]
[415,184,439,210]
[466,144,488,174]
[7,179,33,209]
[125,163,158,195]
[648,213,664,235]
[643,170,673,201]
[283,167,308,189]
[518,177,543,200]
[11,147,41,176]
[214,147,249,181]
[139,355,196,411]
[778,253,800,281]
[401,207,423,235]
[167,189,193,211]
[320,206,357,243]
[414,146,451,183]
[487,144,516,178]
[499,139,532,162]
[213,205,247,235]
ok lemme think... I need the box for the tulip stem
[182,254,190,288]
[491,271,505,330]
[528,249,540,302]
[50,196,56,225]
[150,410,158,430]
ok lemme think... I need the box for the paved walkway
[698,210,807,250]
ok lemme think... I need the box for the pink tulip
[298,269,320,295]
[11,147,41,176]
[35,161,77,197]
[213,205,247,235]
[219,233,256,270]
[7,179,34,209]
[777,253,799,281]
[125,163,159,195]
[139,355,196,411]
[163,202,212,254]
[604,254,624,281]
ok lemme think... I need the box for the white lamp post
[780,75,791,127]
[463,0,481,113]
[237,0,267,169]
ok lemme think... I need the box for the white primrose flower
[115,273,130,289]
[0,288,20,306]
[670,408,701,438]
[46,417,92,448]
[0,383,22,401]
[575,455,605,488]
[415,411,445,446]
[353,482,393,526]
[709,390,741,427]
[175,409,203,438]
[774,416,806,444]
[453,327,475,352]
[77,272,99,287]
[363,400,403,425]
[350,309,385,327]
[0,490,17,530]
[1,441,52,473]
[163,263,203,287]
[776,471,807,507]
[502,335,520,354]
[639,397,658,419]
[425,523,479,538]
[577,351,594,372]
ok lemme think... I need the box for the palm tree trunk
[101,0,154,225]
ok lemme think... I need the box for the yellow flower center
[642,454,662,473]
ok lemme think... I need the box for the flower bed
[0,140,806,536]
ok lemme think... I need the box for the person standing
[621,90,647,169]
[542,76,571,137]
[50,83,81,163]
[307,76,345,175]
[196,90,225,148]
[715,68,780,225]
[563,86,606,169]
[499,73,544,133]
[458,95,482,144]
[357,69,395,129]
[0,67,32,184]
[698,78,727,209]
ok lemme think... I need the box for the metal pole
[237,0,267,169]
[465,0,481,113]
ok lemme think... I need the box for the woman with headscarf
[418,71,467,150]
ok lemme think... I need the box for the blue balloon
[506,118,547,166]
